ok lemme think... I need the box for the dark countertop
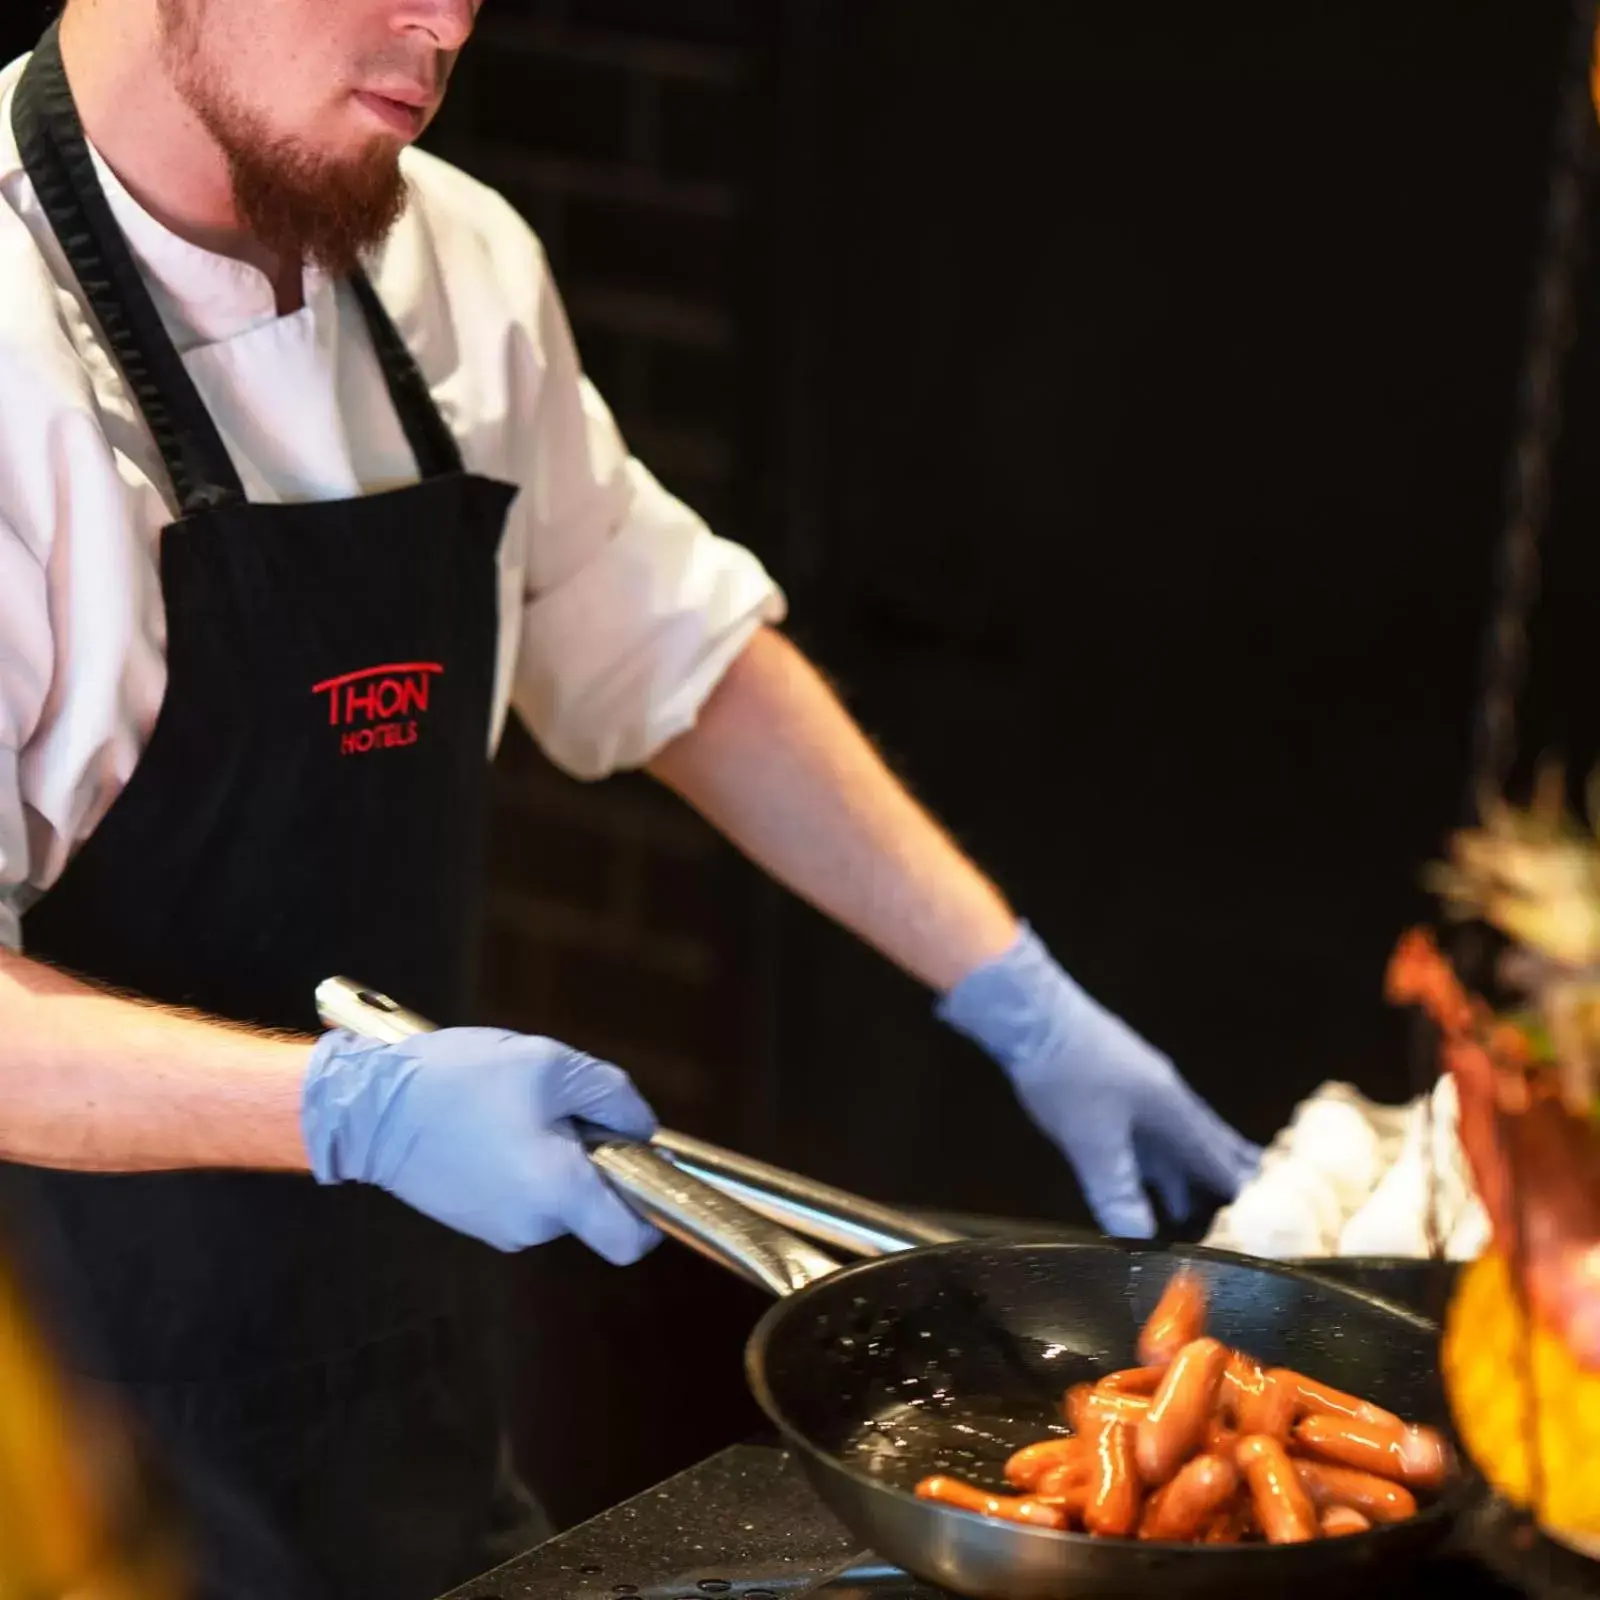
[441,1435,1599,1600]
[443,1440,864,1599]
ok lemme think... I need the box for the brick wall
[422,0,777,1138]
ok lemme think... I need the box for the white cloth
[0,52,785,950]
[1203,1077,1490,1263]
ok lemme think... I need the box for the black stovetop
[439,1436,1600,1600]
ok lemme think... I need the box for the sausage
[1394,1425,1452,1490]
[1137,1452,1240,1541]
[1205,1413,1240,1457]
[1274,1369,1402,1432]
[1066,1383,1149,1433]
[1034,1457,1094,1514]
[1320,1505,1374,1538]
[915,1476,1068,1530]
[1291,1459,1418,1524]
[1234,1368,1296,1441]
[1089,1391,1151,1426]
[1203,1503,1246,1544]
[1136,1481,1171,1540]
[1293,1415,1451,1490]
[1138,1271,1208,1367]
[1005,1437,1086,1491]
[1064,1383,1093,1434]
[1226,1349,1263,1382]
[1136,1336,1229,1485]
[1084,1418,1143,1538]
[1098,1366,1165,1396]
[1221,1350,1265,1419]
[1236,1434,1318,1544]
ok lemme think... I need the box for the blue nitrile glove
[301,1027,662,1263]
[937,923,1262,1238]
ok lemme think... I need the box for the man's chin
[229,145,408,278]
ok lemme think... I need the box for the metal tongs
[315,976,958,1270]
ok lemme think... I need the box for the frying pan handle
[314,976,842,1298]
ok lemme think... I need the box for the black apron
[5,26,541,1599]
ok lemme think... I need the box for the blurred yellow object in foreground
[1593,10,1600,126]
[1443,1250,1600,1540]
[0,1250,184,1598]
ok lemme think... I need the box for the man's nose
[397,0,476,54]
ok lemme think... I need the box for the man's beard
[158,3,408,277]
[213,122,407,278]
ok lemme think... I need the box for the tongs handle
[313,977,841,1298]
[313,978,959,1258]
[651,1128,960,1256]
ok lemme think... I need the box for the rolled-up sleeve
[0,750,23,951]
[0,517,49,951]
[507,246,785,780]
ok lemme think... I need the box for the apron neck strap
[11,22,463,516]
[14,23,243,513]
[345,270,463,481]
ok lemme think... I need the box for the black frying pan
[746,1237,1470,1599]
[320,980,1476,1600]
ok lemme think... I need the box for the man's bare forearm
[0,950,311,1172]
[648,627,1019,993]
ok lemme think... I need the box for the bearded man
[0,3,1260,1594]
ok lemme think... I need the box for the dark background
[8,0,1600,1533]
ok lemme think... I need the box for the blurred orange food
[1387,927,1600,1533]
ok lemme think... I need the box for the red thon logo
[312,661,443,756]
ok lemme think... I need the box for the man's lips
[353,90,428,136]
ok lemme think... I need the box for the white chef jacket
[0,52,785,951]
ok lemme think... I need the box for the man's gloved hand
[937,923,1261,1238]
[301,1027,661,1263]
